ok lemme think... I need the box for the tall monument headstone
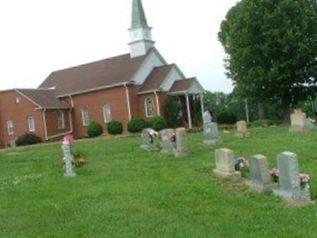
[62,140,76,178]
[273,152,311,204]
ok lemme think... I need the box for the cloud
[0,0,238,93]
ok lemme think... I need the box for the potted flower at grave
[269,168,279,183]
[235,157,249,178]
[299,173,310,189]
[235,157,249,171]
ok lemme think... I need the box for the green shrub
[107,120,123,135]
[149,116,167,131]
[216,110,237,124]
[127,117,147,133]
[16,133,42,146]
[164,96,183,127]
[87,121,103,138]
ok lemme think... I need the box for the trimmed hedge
[149,116,167,131]
[107,120,123,135]
[16,133,42,146]
[87,121,103,138]
[128,117,147,133]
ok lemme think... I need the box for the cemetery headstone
[140,128,158,151]
[174,127,188,157]
[306,118,315,131]
[9,139,16,148]
[273,152,311,204]
[203,110,212,124]
[160,129,176,155]
[289,109,309,132]
[247,155,272,192]
[203,122,221,145]
[236,120,250,138]
[213,148,241,180]
[62,140,76,178]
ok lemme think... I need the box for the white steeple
[129,0,155,58]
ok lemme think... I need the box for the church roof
[16,89,71,109]
[138,64,174,93]
[39,50,152,97]
[131,0,149,28]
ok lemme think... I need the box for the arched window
[145,97,155,118]
[102,103,112,123]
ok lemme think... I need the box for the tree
[219,0,317,119]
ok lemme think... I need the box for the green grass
[1,126,317,238]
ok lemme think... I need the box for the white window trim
[81,108,90,126]
[27,116,36,132]
[102,103,112,123]
[57,110,65,130]
[7,120,14,135]
[145,97,155,118]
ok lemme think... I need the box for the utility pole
[245,99,250,124]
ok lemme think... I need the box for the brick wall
[0,90,45,147]
[44,109,72,139]
[64,86,130,138]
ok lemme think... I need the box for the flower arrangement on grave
[63,133,74,143]
[235,157,249,171]
[170,133,176,142]
[299,173,310,188]
[269,168,279,183]
[147,129,159,144]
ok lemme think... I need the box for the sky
[0,0,239,93]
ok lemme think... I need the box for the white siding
[160,66,185,92]
[131,51,165,85]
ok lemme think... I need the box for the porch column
[200,93,205,120]
[185,93,192,129]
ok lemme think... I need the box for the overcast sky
[0,0,239,93]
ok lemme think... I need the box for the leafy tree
[219,0,317,119]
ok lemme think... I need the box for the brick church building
[0,0,204,148]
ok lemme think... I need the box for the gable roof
[169,78,204,94]
[16,89,71,109]
[39,49,153,97]
[138,64,174,94]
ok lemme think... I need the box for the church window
[7,120,14,135]
[27,116,36,132]
[102,103,112,123]
[145,97,155,117]
[81,108,90,126]
[57,110,65,129]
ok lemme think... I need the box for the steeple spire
[132,0,149,29]
[129,0,155,58]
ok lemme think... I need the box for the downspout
[68,96,74,132]
[154,90,161,116]
[42,109,48,141]
[124,84,132,120]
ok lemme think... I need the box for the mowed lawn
[1,126,317,238]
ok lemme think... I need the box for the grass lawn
[1,126,317,238]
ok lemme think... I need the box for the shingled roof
[169,78,198,93]
[138,64,174,93]
[17,89,71,109]
[39,50,152,96]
